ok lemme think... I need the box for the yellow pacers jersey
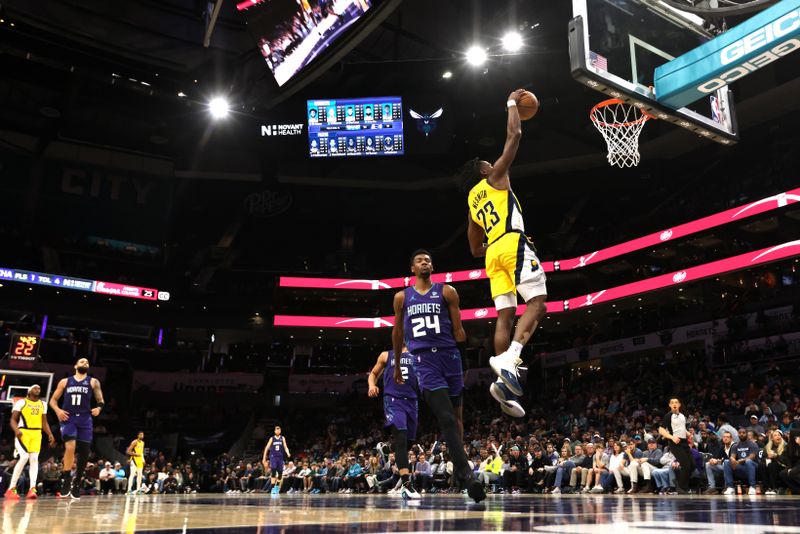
[14,398,46,454]
[467,179,525,245]
[132,440,145,467]
[14,398,45,430]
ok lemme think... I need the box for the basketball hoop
[590,99,653,168]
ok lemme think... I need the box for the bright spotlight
[442,71,453,79]
[209,97,229,119]
[465,46,487,66]
[502,32,524,52]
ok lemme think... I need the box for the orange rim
[590,98,655,128]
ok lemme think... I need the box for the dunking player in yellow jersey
[126,432,145,494]
[463,89,548,416]
[5,385,56,499]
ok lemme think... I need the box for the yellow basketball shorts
[485,232,547,307]
[16,428,42,454]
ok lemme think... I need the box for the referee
[658,397,693,494]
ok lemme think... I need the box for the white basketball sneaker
[489,351,523,396]
[489,378,525,418]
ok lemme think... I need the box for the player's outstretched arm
[443,284,466,343]
[489,89,525,191]
[467,214,487,258]
[391,291,406,384]
[91,378,105,417]
[368,352,389,397]
[49,378,69,422]
[283,438,290,458]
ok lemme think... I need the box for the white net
[590,99,652,168]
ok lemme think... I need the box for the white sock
[508,341,523,358]
[8,452,29,491]
[28,454,39,490]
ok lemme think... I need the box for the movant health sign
[654,0,800,109]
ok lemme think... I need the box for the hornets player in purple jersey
[392,249,486,503]
[368,345,420,499]
[49,357,105,499]
[262,425,291,495]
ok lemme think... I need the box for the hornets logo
[531,259,539,272]
[409,108,443,137]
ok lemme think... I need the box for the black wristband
[97,402,105,409]
[456,341,467,357]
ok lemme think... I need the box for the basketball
[517,90,539,121]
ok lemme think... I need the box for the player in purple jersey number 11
[49,357,105,500]
[392,249,485,503]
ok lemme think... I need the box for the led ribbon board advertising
[655,0,800,108]
[274,240,800,328]
[279,188,800,290]
[0,267,169,302]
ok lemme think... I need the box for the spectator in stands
[163,470,179,494]
[620,440,644,493]
[113,462,127,493]
[770,395,788,416]
[142,472,159,494]
[631,438,661,493]
[762,430,788,495]
[586,442,608,493]
[310,461,327,494]
[779,430,800,492]
[608,442,629,494]
[347,456,367,493]
[780,413,795,434]
[477,449,502,490]
[240,463,254,493]
[503,446,524,494]
[571,443,594,492]
[527,446,544,493]
[552,444,584,494]
[723,428,759,495]
[183,471,198,493]
[326,460,344,493]
[40,459,62,496]
[651,449,677,495]
[717,415,739,444]
[747,415,766,436]
[99,461,116,495]
[413,453,432,493]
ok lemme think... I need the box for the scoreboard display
[307,96,404,158]
[9,333,40,361]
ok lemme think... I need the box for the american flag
[590,51,608,71]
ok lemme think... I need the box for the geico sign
[699,38,800,94]
[720,9,800,66]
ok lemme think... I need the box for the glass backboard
[570,0,738,144]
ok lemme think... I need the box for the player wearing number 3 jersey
[391,249,485,503]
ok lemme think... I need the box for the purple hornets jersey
[269,435,286,460]
[403,283,456,353]
[63,376,92,416]
[383,350,418,399]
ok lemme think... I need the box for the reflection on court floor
[2,494,800,534]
